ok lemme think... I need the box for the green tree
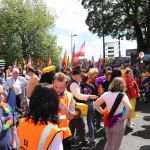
[81,0,150,53]
[0,0,62,66]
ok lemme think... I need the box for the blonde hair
[109,77,126,92]
[125,67,132,75]
[53,72,67,82]
[88,68,98,76]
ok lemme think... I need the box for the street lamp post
[118,34,121,57]
[71,33,77,54]
[102,0,105,59]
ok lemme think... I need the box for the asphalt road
[71,100,150,150]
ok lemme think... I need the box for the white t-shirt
[101,91,129,115]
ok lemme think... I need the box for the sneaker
[71,139,81,147]
[131,121,135,126]
[126,121,134,129]
[82,141,95,149]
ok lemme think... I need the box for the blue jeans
[86,100,94,140]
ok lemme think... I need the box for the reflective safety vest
[58,91,73,139]
[17,118,62,150]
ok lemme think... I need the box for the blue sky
[45,0,137,61]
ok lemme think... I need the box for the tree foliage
[0,0,62,66]
[81,0,150,53]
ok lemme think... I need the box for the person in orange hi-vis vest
[17,83,63,150]
[52,72,75,150]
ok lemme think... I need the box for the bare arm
[122,96,132,120]
[93,97,105,114]
[59,100,75,120]
[70,83,97,101]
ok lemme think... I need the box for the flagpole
[71,33,77,55]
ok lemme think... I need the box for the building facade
[105,41,119,58]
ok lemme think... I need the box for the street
[72,100,150,150]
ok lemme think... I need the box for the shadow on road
[132,125,150,139]
[143,116,150,121]
[136,100,150,114]
[124,127,133,135]
[140,145,150,150]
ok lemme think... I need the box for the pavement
[71,100,150,150]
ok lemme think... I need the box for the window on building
[108,47,114,49]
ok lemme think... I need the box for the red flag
[72,56,78,67]
[105,58,108,65]
[95,58,101,70]
[61,51,68,67]
[27,56,32,67]
[47,56,51,66]
[13,59,18,68]
[37,57,41,68]
[75,41,85,57]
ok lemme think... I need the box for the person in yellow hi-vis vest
[17,83,63,150]
[52,72,75,150]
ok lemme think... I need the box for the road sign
[139,51,144,58]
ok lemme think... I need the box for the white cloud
[45,0,88,33]
[86,39,103,60]
[44,0,137,59]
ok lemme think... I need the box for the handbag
[75,101,88,118]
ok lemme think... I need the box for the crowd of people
[0,62,150,150]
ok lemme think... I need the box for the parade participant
[6,66,13,77]
[68,66,97,148]
[4,68,27,109]
[17,83,63,150]
[141,68,149,81]
[87,68,102,131]
[0,85,19,150]
[110,68,122,82]
[40,65,56,84]
[94,77,132,150]
[61,66,72,76]
[125,67,140,129]
[0,70,5,85]
[102,71,112,92]
[26,66,40,99]
[81,74,95,144]
[142,73,150,102]
[52,72,75,150]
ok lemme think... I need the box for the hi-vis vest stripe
[37,124,53,150]
[59,91,73,139]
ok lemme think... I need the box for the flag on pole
[47,56,51,66]
[13,59,17,68]
[37,57,41,68]
[27,56,32,68]
[22,56,26,66]
[92,56,95,67]
[75,41,85,57]
[95,58,101,71]
[61,50,68,67]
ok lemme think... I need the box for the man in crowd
[26,66,40,100]
[68,66,97,148]
[52,72,75,150]
[4,68,27,110]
